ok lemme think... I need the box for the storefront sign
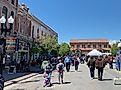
[6,37,16,52]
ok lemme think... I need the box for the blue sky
[19,0,121,43]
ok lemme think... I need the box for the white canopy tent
[102,53,112,55]
[87,49,103,56]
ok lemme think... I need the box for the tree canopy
[111,43,119,56]
[59,43,70,56]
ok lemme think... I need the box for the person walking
[95,56,106,81]
[87,57,95,79]
[115,54,121,71]
[108,56,113,69]
[64,55,71,72]
[75,56,79,71]
[57,60,64,84]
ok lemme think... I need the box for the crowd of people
[0,52,120,88]
[42,54,82,87]
[42,54,119,87]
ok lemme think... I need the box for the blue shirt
[64,56,71,63]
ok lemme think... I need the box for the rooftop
[70,39,109,43]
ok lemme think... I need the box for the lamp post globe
[8,16,14,24]
[0,16,6,24]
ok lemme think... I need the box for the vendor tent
[87,49,102,56]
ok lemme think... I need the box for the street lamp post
[0,15,14,75]
[0,16,14,37]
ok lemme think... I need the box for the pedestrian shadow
[52,81,71,85]
[70,71,75,72]
[77,70,82,72]
[21,80,40,83]
[101,79,113,81]
[63,81,71,84]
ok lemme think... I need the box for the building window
[99,44,102,48]
[32,26,34,38]
[11,0,15,5]
[11,11,14,18]
[104,45,107,48]
[2,6,8,19]
[37,28,39,38]
[41,31,43,36]
[93,44,96,48]
[44,33,47,37]
[82,45,85,48]
[88,45,91,48]
[71,45,74,48]
[77,45,80,49]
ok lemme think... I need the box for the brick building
[15,4,33,64]
[70,39,111,54]
[0,1,58,70]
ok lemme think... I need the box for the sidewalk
[3,70,30,81]
[3,65,42,87]
[4,73,38,87]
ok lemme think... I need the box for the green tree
[59,43,70,56]
[111,43,119,56]
[40,35,59,56]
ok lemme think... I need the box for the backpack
[58,64,63,71]
[45,65,52,74]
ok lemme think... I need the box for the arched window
[37,28,39,38]
[32,26,34,38]
[11,11,14,18]
[11,0,15,5]
[2,6,8,19]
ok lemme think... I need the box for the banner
[6,37,16,52]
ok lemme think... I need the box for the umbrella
[87,49,102,56]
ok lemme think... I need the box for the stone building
[31,15,58,59]
[70,39,111,54]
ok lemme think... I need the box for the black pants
[66,63,70,72]
[98,68,104,80]
[90,67,95,78]
[75,64,79,71]
[109,63,113,69]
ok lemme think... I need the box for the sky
[19,0,121,43]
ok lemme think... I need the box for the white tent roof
[102,53,111,55]
[87,49,102,56]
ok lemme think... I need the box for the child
[43,61,53,87]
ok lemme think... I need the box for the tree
[59,43,70,56]
[39,35,59,56]
[111,43,119,56]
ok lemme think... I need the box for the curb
[4,73,38,87]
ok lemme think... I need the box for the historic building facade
[0,1,58,72]
[31,15,58,59]
[15,4,33,64]
[70,39,111,54]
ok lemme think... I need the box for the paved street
[4,64,121,90]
